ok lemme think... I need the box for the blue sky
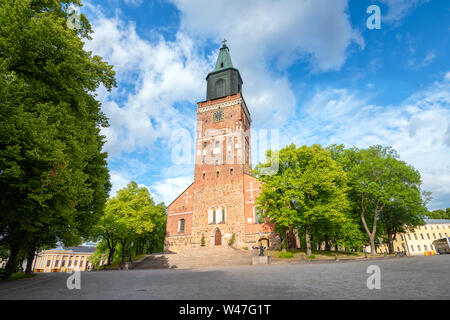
[80,0,450,210]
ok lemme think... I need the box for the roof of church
[213,40,234,72]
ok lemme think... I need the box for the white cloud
[378,0,428,25]
[170,0,364,125]
[284,74,450,210]
[150,176,193,205]
[109,171,132,198]
[84,8,212,157]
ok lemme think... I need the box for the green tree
[335,145,427,255]
[101,182,163,268]
[427,209,450,220]
[254,144,350,256]
[0,0,115,279]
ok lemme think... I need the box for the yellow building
[33,246,100,273]
[372,219,450,255]
[402,219,450,255]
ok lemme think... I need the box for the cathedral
[164,41,280,252]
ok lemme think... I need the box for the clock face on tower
[212,109,224,122]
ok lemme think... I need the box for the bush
[278,251,294,259]
[201,234,205,247]
[228,233,236,246]
[308,254,315,259]
[244,247,248,250]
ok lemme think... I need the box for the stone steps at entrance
[133,246,255,269]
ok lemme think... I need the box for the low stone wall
[244,232,281,250]
[164,234,194,253]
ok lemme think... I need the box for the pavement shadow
[133,255,177,269]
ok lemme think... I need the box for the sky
[79,0,450,210]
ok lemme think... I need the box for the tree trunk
[369,234,376,255]
[360,195,382,255]
[294,228,301,249]
[387,228,395,254]
[107,246,115,265]
[324,235,331,251]
[3,243,20,280]
[120,239,127,269]
[25,247,36,275]
[305,224,312,256]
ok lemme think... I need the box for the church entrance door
[215,229,222,246]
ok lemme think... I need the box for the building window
[215,160,219,166]
[61,259,65,267]
[439,233,442,238]
[215,141,220,148]
[433,233,436,239]
[427,233,430,239]
[400,234,404,241]
[208,208,216,224]
[424,245,428,251]
[178,219,185,233]
[420,234,424,239]
[46,260,51,267]
[417,245,421,251]
[203,172,205,180]
[217,169,220,177]
[254,207,265,224]
[411,246,414,252]
[55,260,60,268]
[414,234,418,240]
[230,168,233,176]
[68,259,72,267]
[407,234,411,240]
[222,208,226,222]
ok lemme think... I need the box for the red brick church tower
[164,41,280,252]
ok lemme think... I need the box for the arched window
[217,206,226,223]
[215,79,225,97]
[209,208,217,224]
[254,206,264,224]
[230,167,233,175]
[178,219,185,233]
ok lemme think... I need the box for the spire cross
[222,38,227,47]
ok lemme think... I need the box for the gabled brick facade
[164,44,280,253]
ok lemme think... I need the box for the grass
[269,249,368,261]
[0,272,36,282]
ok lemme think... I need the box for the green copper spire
[206,40,242,101]
[213,39,233,71]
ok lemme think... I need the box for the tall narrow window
[213,209,216,224]
[178,219,185,233]
[254,207,265,224]
[222,208,226,222]
[217,169,219,177]
[230,168,233,175]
